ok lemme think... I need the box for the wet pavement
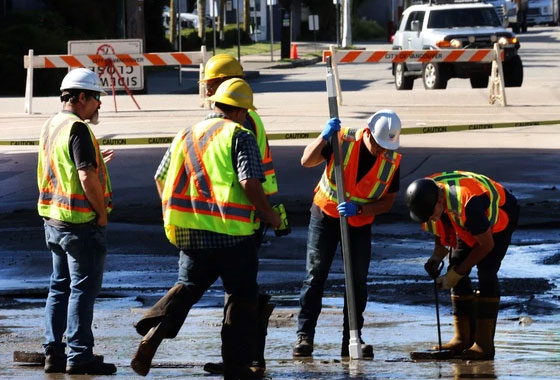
[1,225,559,379]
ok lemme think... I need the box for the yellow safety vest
[162,118,257,245]
[246,110,278,195]
[37,112,112,223]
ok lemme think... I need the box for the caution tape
[1,120,559,146]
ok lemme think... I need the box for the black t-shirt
[69,121,97,170]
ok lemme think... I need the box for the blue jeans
[297,212,372,341]
[43,222,107,365]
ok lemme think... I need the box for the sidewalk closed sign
[68,39,144,91]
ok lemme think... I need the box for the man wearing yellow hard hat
[130,78,281,380]
[201,54,281,377]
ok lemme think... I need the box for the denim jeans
[43,222,107,365]
[297,212,372,341]
[176,237,259,371]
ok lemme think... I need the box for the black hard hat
[405,178,439,223]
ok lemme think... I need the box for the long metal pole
[236,0,241,61]
[434,278,442,350]
[269,1,274,62]
[325,56,362,360]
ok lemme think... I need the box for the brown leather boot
[433,294,475,355]
[130,319,168,376]
[462,296,500,360]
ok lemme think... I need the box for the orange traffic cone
[290,43,298,59]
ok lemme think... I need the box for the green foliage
[145,0,174,52]
[352,18,386,40]
[0,10,72,96]
[180,25,253,51]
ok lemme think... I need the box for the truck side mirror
[411,20,420,32]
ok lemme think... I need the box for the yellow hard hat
[209,78,256,110]
[202,54,244,82]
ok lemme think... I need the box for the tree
[197,0,206,42]
[169,0,176,45]
[243,0,250,32]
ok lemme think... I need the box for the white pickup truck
[527,0,559,26]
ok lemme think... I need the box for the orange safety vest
[313,127,401,227]
[425,171,509,247]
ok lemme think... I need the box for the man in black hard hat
[405,171,519,360]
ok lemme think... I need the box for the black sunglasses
[86,92,101,101]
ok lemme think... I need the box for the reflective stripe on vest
[246,110,277,195]
[37,112,112,223]
[430,171,508,246]
[162,118,257,242]
[314,127,401,227]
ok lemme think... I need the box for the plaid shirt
[155,113,264,249]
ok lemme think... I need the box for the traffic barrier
[23,47,209,114]
[322,44,507,107]
[2,119,558,146]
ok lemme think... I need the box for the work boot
[131,319,168,376]
[44,353,66,373]
[341,338,374,358]
[293,334,313,357]
[434,294,476,355]
[206,294,273,376]
[462,296,500,360]
[255,294,275,366]
[207,361,265,378]
[66,356,117,375]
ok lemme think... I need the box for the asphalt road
[1,26,560,380]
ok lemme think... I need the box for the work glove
[436,266,464,290]
[424,254,444,280]
[320,118,341,141]
[337,201,359,217]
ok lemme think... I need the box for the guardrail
[23,46,209,114]
[322,44,507,106]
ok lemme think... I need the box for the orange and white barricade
[23,46,209,114]
[323,44,506,106]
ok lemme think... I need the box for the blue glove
[337,201,359,217]
[320,118,341,141]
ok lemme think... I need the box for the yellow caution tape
[1,120,559,146]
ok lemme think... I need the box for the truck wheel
[503,55,523,87]
[395,63,414,90]
[422,62,448,90]
[470,75,489,89]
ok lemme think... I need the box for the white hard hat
[367,109,401,150]
[60,68,107,95]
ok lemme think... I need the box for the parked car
[526,0,559,26]
[392,0,523,90]
[486,0,519,27]
[162,6,212,31]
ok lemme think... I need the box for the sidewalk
[145,42,325,94]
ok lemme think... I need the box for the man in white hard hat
[37,68,116,375]
[293,110,402,358]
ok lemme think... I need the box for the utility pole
[342,0,352,48]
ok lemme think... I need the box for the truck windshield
[428,8,502,28]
